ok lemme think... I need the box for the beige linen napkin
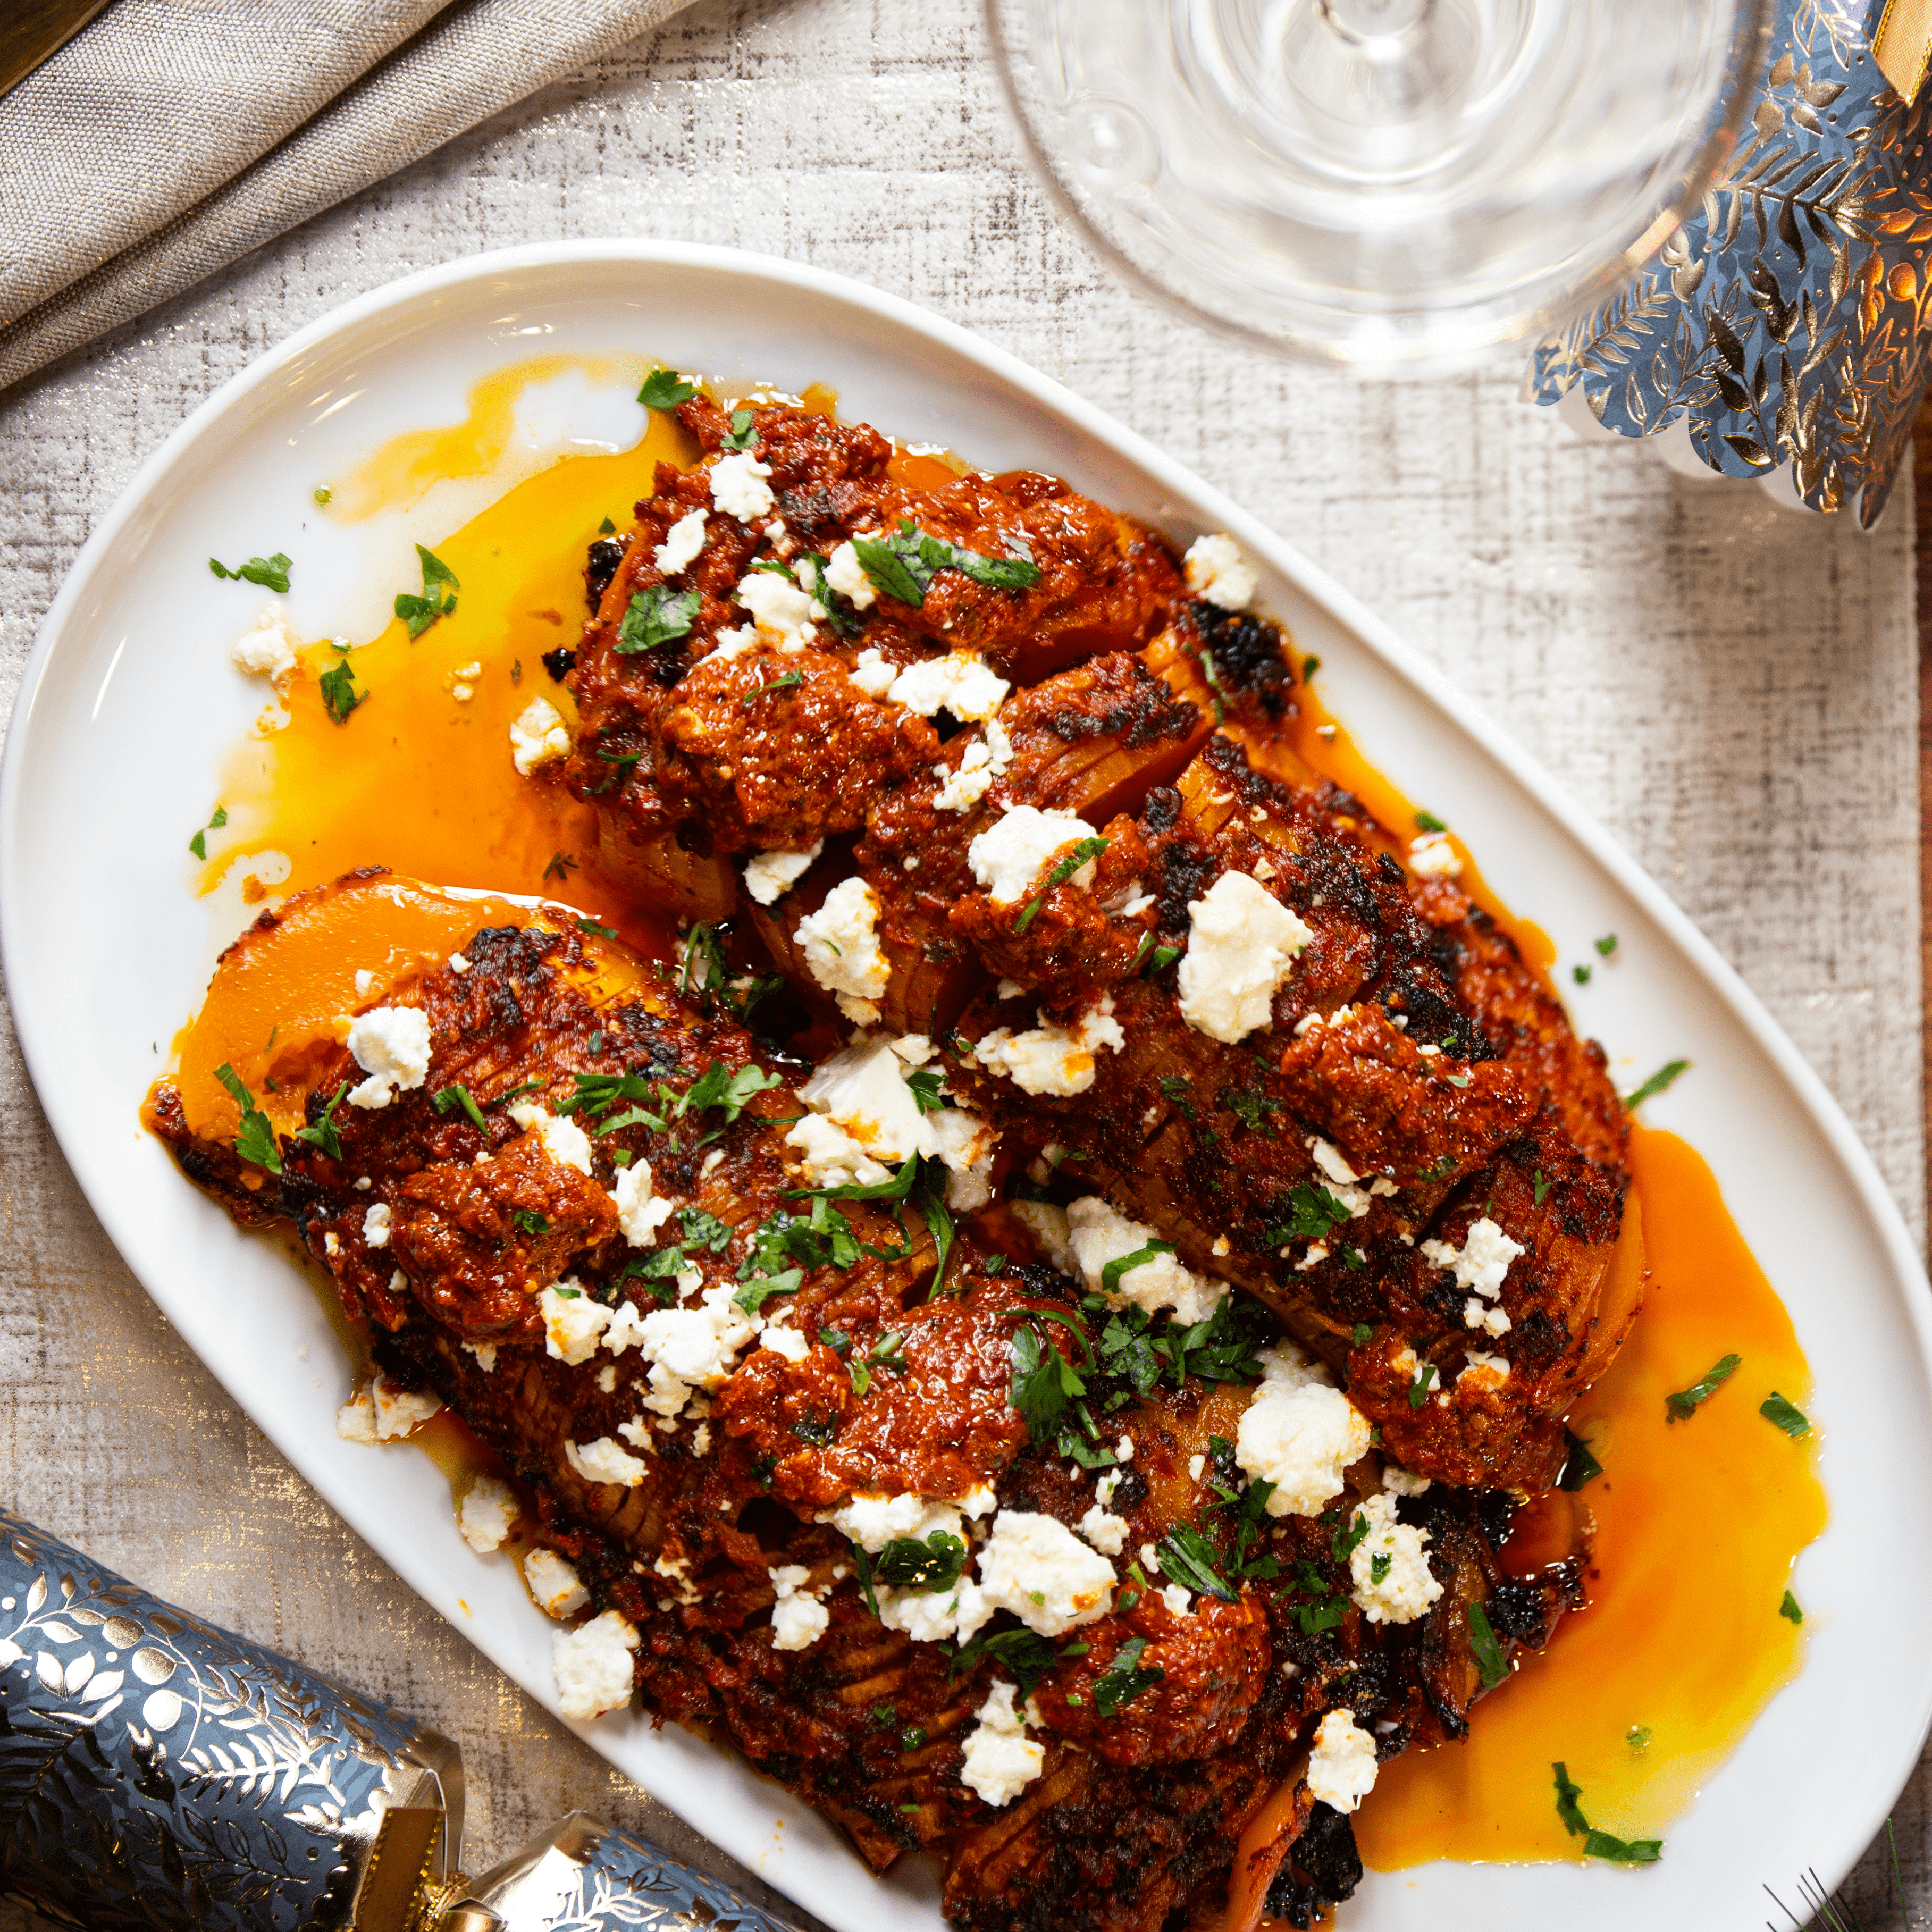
[0,0,695,394]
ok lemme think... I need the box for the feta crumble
[1162,1584,1194,1617]
[847,645,895,695]
[653,507,708,576]
[960,1681,1045,1807]
[345,1005,432,1110]
[611,1158,677,1246]
[524,1547,590,1619]
[1421,1216,1524,1338]
[709,451,775,522]
[821,1490,989,1553]
[971,995,1125,1097]
[552,1609,640,1720]
[231,606,301,687]
[1458,1351,1511,1390]
[744,841,824,905]
[1306,1708,1379,1812]
[540,1281,610,1365]
[632,1286,760,1416]
[967,804,1102,905]
[362,1203,392,1248]
[1078,1505,1129,1556]
[1346,1491,1443,1624]
[933,717,1014,814]
[1236,1373,1371,1517]
[760,1320,812,1362]
[825,540,878,610]
[1021,1196,1229,1324]
[787,1032,997,1195]
[566,1436,651,1488]
[458,1475,520,1553]
[794,877,891,1026]
[509,698,572,776]
[877,1577,992,1645]
[769,1566,830,1651]
[1409,831,1464,879]
[1382,1464,1432,1497]
[975,1510,1115,1636]
[510,1102,594,1177]
[887,651,1010,722]
[1176,871,1315,1044]
[1183,533,1258,612]
[464,1341,498,1373]
[735,569,824,649]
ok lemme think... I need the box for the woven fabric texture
[0,0,697,390]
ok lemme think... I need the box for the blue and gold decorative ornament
[0,1511,802,1932]
[1531,0,1932,525]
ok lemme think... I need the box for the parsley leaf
[680,1207,734,1252]
[1100,1241,1175,1298]
[1558,1426,1603,1491]
[1407,1361,1438,1407]
[187,803,228,860]
[1595,933,1619,957]
[543,851,579,881]
[511,1208,550,1237]
[616,585,700,654]
[1760,1391,1810,1438]
[292,1080,349,1161]
[874,1532,967,1592]
[1350,1322,1373,1347]
[1370,1551,1392,1585]
[210,552,292,592]
[1266,1182,1355,1245]
[1414,810,1447,833]
[742,669,805,703]
[639,369,698,409]
[1011,1322,1086,1439]
[1553,1762,1590,1836]
[1093,1636,1164,1716]
[319,656,367,724]
[1665,1353,1740,1421]
[1553,1763,1662,1862]
[949,1627,1066,1703]
[721,408,759,451]
[679,1059,782,1124]
[214,1063,282,1174]
[1157,1524,1237,1603]
[852,518,1043,609]
[905,1068,947,1115]
[1467,1602,1507,1688]
[432,1083,488,1131]
[1624,1059,1690,1110]
[1572,964,1592,985]
[1013,836,1108,934]
[394,543,459,637]
[1331,1508,1370,1564]
[1533,1168,1552,1205]
[1779,1588,1804,1624]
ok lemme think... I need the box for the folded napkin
[0,0,695,396]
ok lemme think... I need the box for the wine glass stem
[1318,0,1433,43]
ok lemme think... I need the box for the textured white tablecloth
[0,0,1922,1923]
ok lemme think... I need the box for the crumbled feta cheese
[1306,1708,1379,1812]
[1140,1542,1162,1574]
[1458,1351,1511,1390]
[552,1609,640,1719]
[353,969,376,997]
[540,1282,610,1365]
[1078,1505,1129,1555]
[1310,1138,1358,1186]
[448,951,471,973]
[509,1101,593,1176]
[968,804,1102,905]
[608,1158,677,1247]
[1188,1454,1205,1481]
[877,1577,992,1645]
[794,877,891,1026]
[975,1510,1116,1636]
[1162,1584,1194,1617]
[362,1203,392,1248]
[1295,1242,1328,1271]
[627,1287,760,1416]
[595,1364,617,1393]
[1236,1375,1371,1517]
[744,841,824,905]
[769,1567,830,1651]
[888,651,1010,722]
[509,698,572,776]
[972,995,1125,1098]
[464,1341,498,1373]
[1183,533,1258,612]
[760,1320,811,1362]
[524,1547,590,1619]
[960,1681,1045,1806]
[653,507,708,576]
[1346,1490,1443,1624]
[1177,871,1315,1044]
[334,1388,378,1442]
[1044,1195,1229,1324]
[1383,1464,1432,1496]
[933,1104,998,1209]
[566,1436,651,1487]
[706,625,758,662]
[847,645,895,695]
[933,718,1014,813]
[996,978,1028,1002]
[1014,1200,1074,1273]
[1423,1216,1524,1336]
[458,1475,520,1552]
[709,450,775,522]
[785,1112,891,1190]
[735,569,824,649]
[823,1491,972,1553]
[231,605,301,686]
[368,1375,440,1439]
[1094,1469,1122,1508]
[1409,831,1463,879]
[825,540,878,610]
[345,1005,432,1109]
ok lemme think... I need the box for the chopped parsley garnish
[1145,944,1182,975]
[1013,837,1108,934]
[1626,1725,1651,1751]
[1406,1362,1438,1407]
[1100,1241,1174,1297]
[948,1627,1071,1702]
[1467,1602,1507,1688]
[319,653,367,724]
[597,518,616,535]
[1552,1762,1662,1863]
[1665,1353,1740,1421]
[1011,1321,1087,1439]
[1572,964,1592,985]
[394,543,459,637]
[873,1531,967,1592]
[314,486,332,505]
[849,1331,908,1395]
[543,851,579,881]
[678,1059,782,1125]
[511,1208,550,1237]
[852,517,1043,610]
[681,1207,735,1252]
[1350,1323,1373,1347]
[638,369,698,409]
[214,1063,281,1174]
[1760,1391,1810,1438]
[187,803,228,860]
[1595,934,1619,957]
[791,1412,838,1447]
[1220,1085,1283,1135]
[1623,1059,1690,1110]
[901,1727,927,1751]
[720,408,759,451]
[577,915,619,940]
[1302,654,1320,679]
[1779,1589,1804,1624]
[1265,1181,1354,1245]
[1370,1551,1392,1585]
[292,1080,349,1161]
[742,669,805,702]
[587,747,643,796]
[905,1068,947,1115]
[1444,1072,1471,1089]
[1420,1155,1457,1182]
[1533,1169,1552,1205]
[432,1083,488,1131]
[1093,1636,1164,1716]
[1156,1524,1237,1603]
[209,551,292,592]
[1331,1508,1370,1564]
[1414,810,1447,833]
[616,585,700,654]
[1558,1425,1603,1491]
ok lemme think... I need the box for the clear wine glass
[987,0,1775,371]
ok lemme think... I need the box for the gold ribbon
[1875,0,1932,103]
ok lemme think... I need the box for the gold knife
[0,0,114,102]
